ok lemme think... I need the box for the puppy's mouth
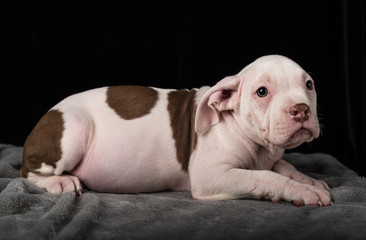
[280,126,314,149]
[282,128,312,148]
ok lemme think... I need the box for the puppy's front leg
[272,159,329,189]
[190,167,332,206]
[191,168,289,201]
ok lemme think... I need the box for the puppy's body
[21,86,202,193]
[20,55,332,206]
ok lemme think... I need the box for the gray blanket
[0,144,365,240]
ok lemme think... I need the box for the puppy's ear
[195,76,241,134]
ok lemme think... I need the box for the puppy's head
[196,55,320,149]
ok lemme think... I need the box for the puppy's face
[238,56,320,149]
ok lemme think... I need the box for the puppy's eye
[256,87,268,97]
[306,80,313,90]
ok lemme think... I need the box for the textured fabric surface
[0,144,365,240]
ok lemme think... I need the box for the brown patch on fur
[168,89,198,172]
[20,110,65,178]
[106,86,159,120]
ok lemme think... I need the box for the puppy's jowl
[20,55,332,206]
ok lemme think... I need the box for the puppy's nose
[289,103,310,123]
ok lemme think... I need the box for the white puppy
[20,55,332,206]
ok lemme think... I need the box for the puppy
[20,55,332,206]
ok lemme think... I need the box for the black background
[4,1,366,175]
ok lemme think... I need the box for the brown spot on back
[20,110,65,178]
[168,89,198,172]
[106,86,159,120]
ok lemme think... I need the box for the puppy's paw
[294,175,329,189]
[27,174,83,196]
[288,171,330,189]
[283,180,333,206]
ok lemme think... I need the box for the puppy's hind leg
[19,109,88,195]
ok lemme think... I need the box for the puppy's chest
[243,150,284,170]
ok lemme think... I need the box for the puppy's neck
[222,111,284,170]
